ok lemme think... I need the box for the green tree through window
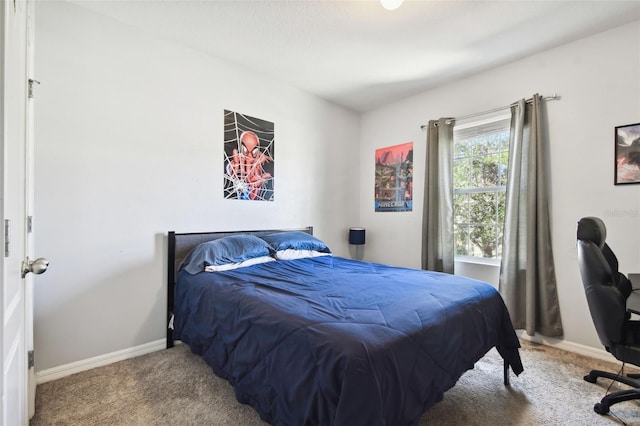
[453,115,510,259]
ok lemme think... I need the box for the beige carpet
[30,340,640,425]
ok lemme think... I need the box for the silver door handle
[22,257,49,278]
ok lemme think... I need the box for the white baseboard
[34,333,615,385]
[516,330,617,363]
[35,339,166,384]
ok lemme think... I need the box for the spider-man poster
[224,110,275,201]
[375,142,413,212]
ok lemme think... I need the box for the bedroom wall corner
[358,20,640,352]
[33,1,360,373]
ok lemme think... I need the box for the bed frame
[165,225,513,386]
[166,226,314,349]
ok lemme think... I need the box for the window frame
[452,113,511,262]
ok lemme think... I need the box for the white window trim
[453,113,511,262]
[455,254,501,267]
[454,112,511,131]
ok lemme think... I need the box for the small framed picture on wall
[614,122,640,185]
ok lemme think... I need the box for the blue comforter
[174,256,523,426]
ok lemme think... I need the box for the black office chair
[577,216,640,414]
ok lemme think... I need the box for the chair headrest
[577,217,607,248]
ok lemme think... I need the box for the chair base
[584,369,640,414]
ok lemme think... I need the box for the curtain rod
[420,93,559,130]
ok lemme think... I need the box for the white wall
[33,1,360,371]
[360,21,640,350]
[34,1,640,370]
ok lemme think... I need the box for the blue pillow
[261,231,331,254]
[180,234,273,274]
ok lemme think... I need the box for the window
[453,115,510,260]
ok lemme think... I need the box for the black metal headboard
[167,226,313,348]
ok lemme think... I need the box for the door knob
[22,257,49,278]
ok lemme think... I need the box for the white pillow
[274,249,332,261]
[204,255,275,272]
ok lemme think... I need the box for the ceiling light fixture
[380,0,403,11]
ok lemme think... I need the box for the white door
[2,0,39,424]
[24,0,37,418]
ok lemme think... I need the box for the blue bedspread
[174,256,523,426]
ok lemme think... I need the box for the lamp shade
[349,228,366,245]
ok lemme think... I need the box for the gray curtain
[422,118,455,273]
[499,94,563,337]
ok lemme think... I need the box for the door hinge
[4,220,9,257]
[27,216,33,233]
[28,350,34,369]
[28,79,40,99]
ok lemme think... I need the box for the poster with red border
[375,142,413,212]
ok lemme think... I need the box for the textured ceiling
[70,0,640,112]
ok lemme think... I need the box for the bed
[167,227,523,426]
